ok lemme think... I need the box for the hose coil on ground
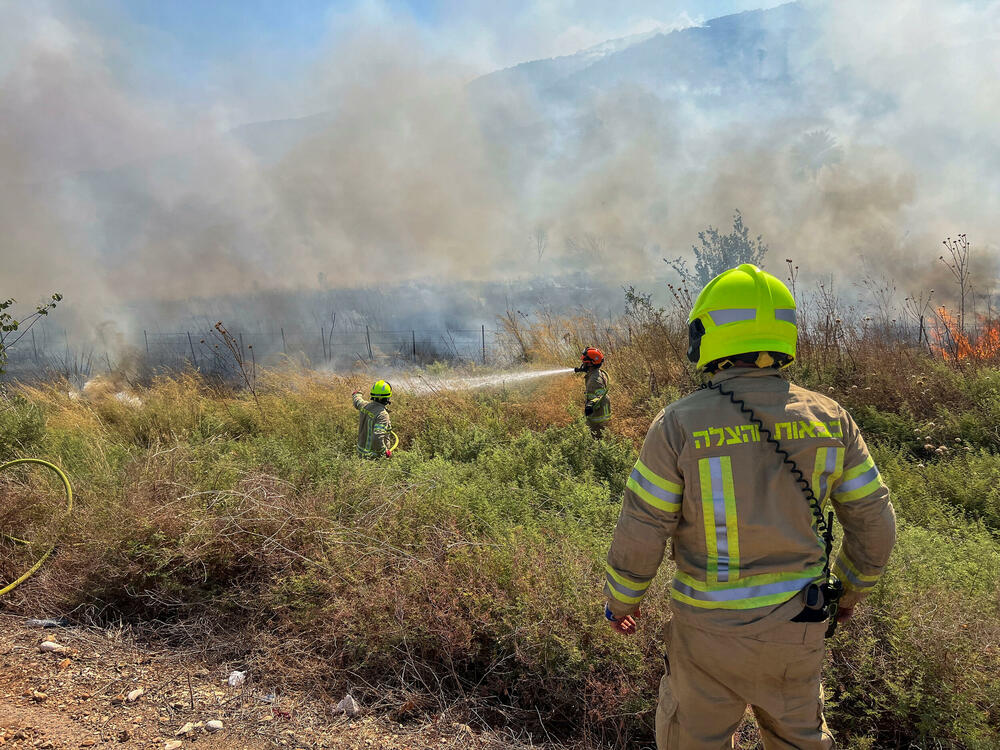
[0,458,73,598]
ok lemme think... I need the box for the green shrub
[827,522,1000,749]
[0,392,46,459]
[3,371,1000,748]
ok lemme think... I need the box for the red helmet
[580,347,604,366]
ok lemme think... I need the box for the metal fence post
[187,332,198,367]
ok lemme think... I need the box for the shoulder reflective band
[605,564,652,605]
[699,456,739,583]
[671,566,823,610]
[775,309,797,324]
[833,552,880,592]
[627,458,682,513]
[708,308,757,325]
[812,446,845,506]
[833,456,882,502]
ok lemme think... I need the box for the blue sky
[90,0,786,88]
[4,0,791,130]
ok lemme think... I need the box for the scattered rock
[227,670,246,687]
[31,690,48,702]
[164,742,183,750]
[126,688,145,702]
[205,720,224,732]
[334,694,361,717]
[175,722,196,736]
[25,618,69,629]
[39,641,66,653]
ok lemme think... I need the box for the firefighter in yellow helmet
[352,380,394,459]
[575,347,611,438]
[602,264,896,749]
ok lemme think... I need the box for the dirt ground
[0,615,549,750]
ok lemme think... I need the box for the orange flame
[931,307,1000,361]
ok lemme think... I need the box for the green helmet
[370,380,392,399]
[687,264,797,371]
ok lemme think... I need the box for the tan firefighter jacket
[604,367,896,633]
[585,368,611,425]
[353,393,392,458]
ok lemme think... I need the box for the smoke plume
[2,0,999,348]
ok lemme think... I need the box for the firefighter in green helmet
[352,380,393,459]
[602,264,896,749]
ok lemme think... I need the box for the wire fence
[4,324,498,381]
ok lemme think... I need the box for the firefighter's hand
[584,404,594,416]
[605,603,640,635]
[836,605,855,623]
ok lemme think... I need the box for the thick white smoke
[2,0,999,344]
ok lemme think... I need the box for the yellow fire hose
[0,458,73,598]
[390,431,400,452]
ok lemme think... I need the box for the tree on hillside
[0,294,62,375]
[532,226,548,264]
[665,210,769,288]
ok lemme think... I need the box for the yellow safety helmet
[370,380,392,400]
[687,264,797,371]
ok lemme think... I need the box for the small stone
[39,641,66,653]
[31,690,48,701]
[58,659,71,671]
[164,742,183,750]
[205,720,223,732]
[334,694,361,717]
[126,688,144,702]
[175,722,195,736]
[227,670,246,687]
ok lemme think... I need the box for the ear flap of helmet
[687,319,705,364]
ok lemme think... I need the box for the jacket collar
[705,367,786,386]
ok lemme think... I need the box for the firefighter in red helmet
[574,347,611,438]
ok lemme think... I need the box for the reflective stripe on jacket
[353,393,391,458]
[604,367,896,631]
[585,368,611,424]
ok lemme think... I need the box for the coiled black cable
[702,379,835,578]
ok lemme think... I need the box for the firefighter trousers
[655,617,833,750]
